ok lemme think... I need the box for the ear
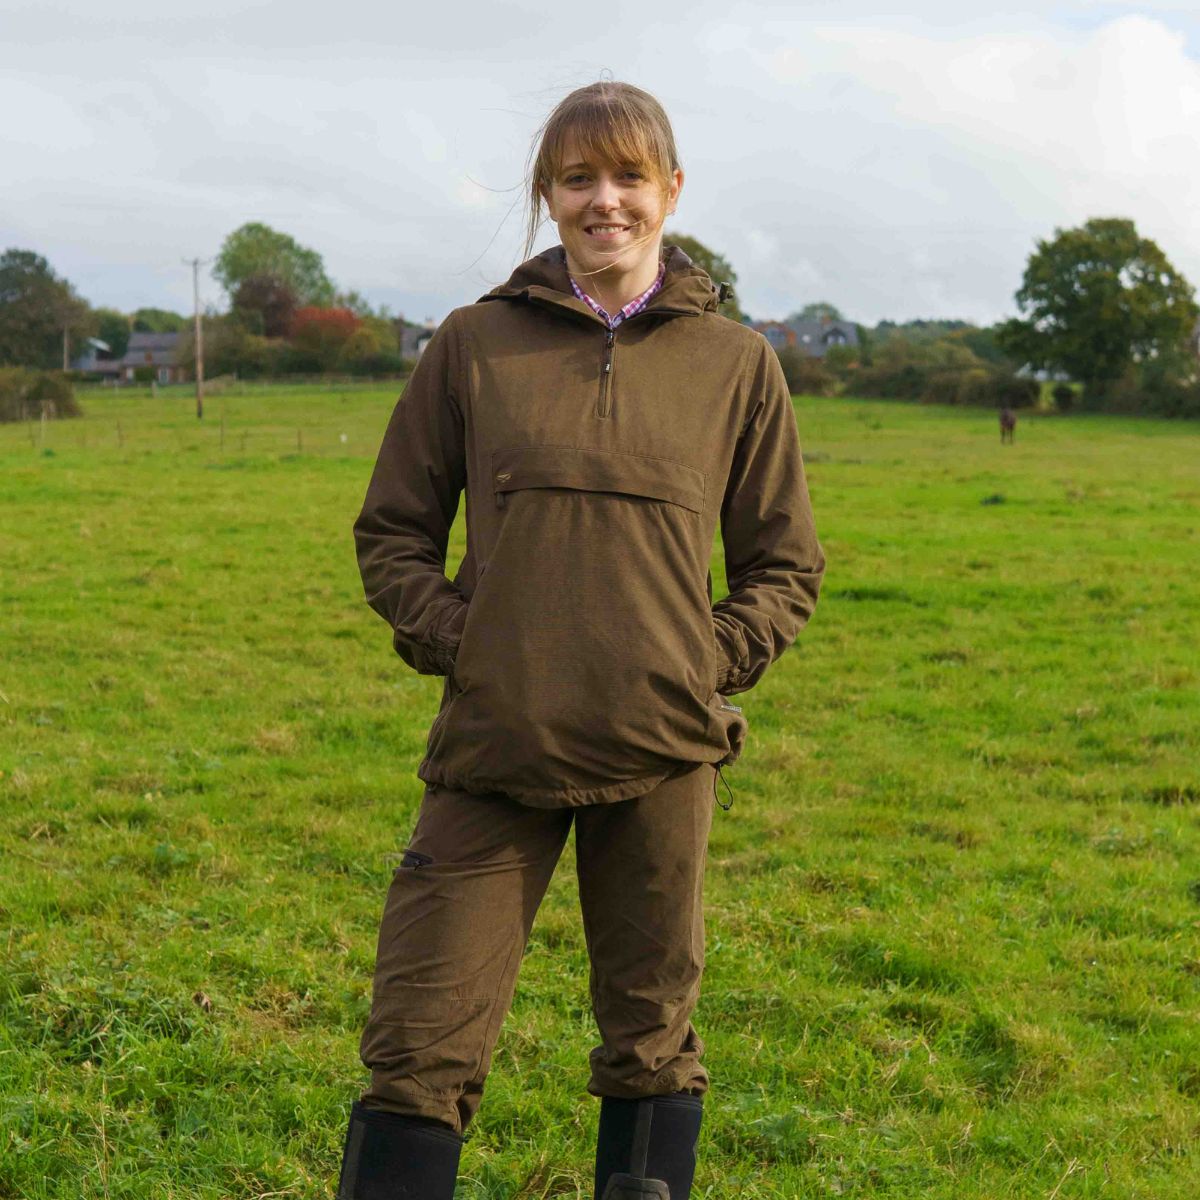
[666,166,684,216]
[540,182,557,222]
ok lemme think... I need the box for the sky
[3,1,1199,327]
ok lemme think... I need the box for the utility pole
[184,257,208,419]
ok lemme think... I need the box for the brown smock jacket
[354,244,825,808]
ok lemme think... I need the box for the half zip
[504,289,703,428]
[592,307,697,421]
[597,327,615,419]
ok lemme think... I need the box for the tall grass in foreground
[1,390,1198,1198]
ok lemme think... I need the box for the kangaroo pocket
[425,445,733,798]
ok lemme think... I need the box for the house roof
[121,331,181,367]
[786,318,858,343]
[399,323,437,357]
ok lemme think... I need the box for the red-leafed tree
[288,306,361,370]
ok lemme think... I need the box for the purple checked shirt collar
[569,260,666,329]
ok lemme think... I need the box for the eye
[563,173,590,185]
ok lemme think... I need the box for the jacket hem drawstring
[713,763,734,811]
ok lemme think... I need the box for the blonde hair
[522,82,681,273]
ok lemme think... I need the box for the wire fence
[1,380,411,461]
[76,373,411,399]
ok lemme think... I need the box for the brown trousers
[358,762,716,1133]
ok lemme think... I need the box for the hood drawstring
[713,763,734,811]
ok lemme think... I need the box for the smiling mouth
[584,224,630,235]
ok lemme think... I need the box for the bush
[0,368,82,422]
[845,335,1038,407]
[1097,373,1200,418]
[924,368,991,406]
[340,352,412,377]
[774,346,836,396]
[823,344,861,375]
[1052,383,1075,411]
[979,373,1040,408]
[175,320,285,380]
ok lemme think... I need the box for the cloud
[2,3,1199,324]
[707,12,1200,321]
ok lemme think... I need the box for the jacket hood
[479,243,721,318]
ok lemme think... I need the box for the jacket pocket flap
[491,445,705,513]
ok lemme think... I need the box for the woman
[337,81,824,1199]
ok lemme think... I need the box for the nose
[590,175,621,211]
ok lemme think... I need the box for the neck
[565,243,663,315]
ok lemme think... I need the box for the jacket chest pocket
[491,445,706,513]
[451,444,712,702]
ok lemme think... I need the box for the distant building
[71,336,123,380]
[399,321,438,360]
[753,316,859,357]
[755,322,795,351]
[120,332,186,383]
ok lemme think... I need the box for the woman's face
[542,134,683,281]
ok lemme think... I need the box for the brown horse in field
[999,407,1016,444]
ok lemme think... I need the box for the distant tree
[334,288,383,319]
[787,302,844,323]
[854,323,873,365]
[215,222,335,308]
[91,307,132,359]
[231,271,299,337]
[947,324,1020,370]
[0,249,89,368]
[998,217,1198,402]
[666,233,746,322]
[132,307,187,333]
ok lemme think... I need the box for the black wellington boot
[336,1100,462,1199]
[594,1092,704,1199]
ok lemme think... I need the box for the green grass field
[2,386,1198,1198]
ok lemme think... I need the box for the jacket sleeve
[353,309,469,676]
[712,336,825,695]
